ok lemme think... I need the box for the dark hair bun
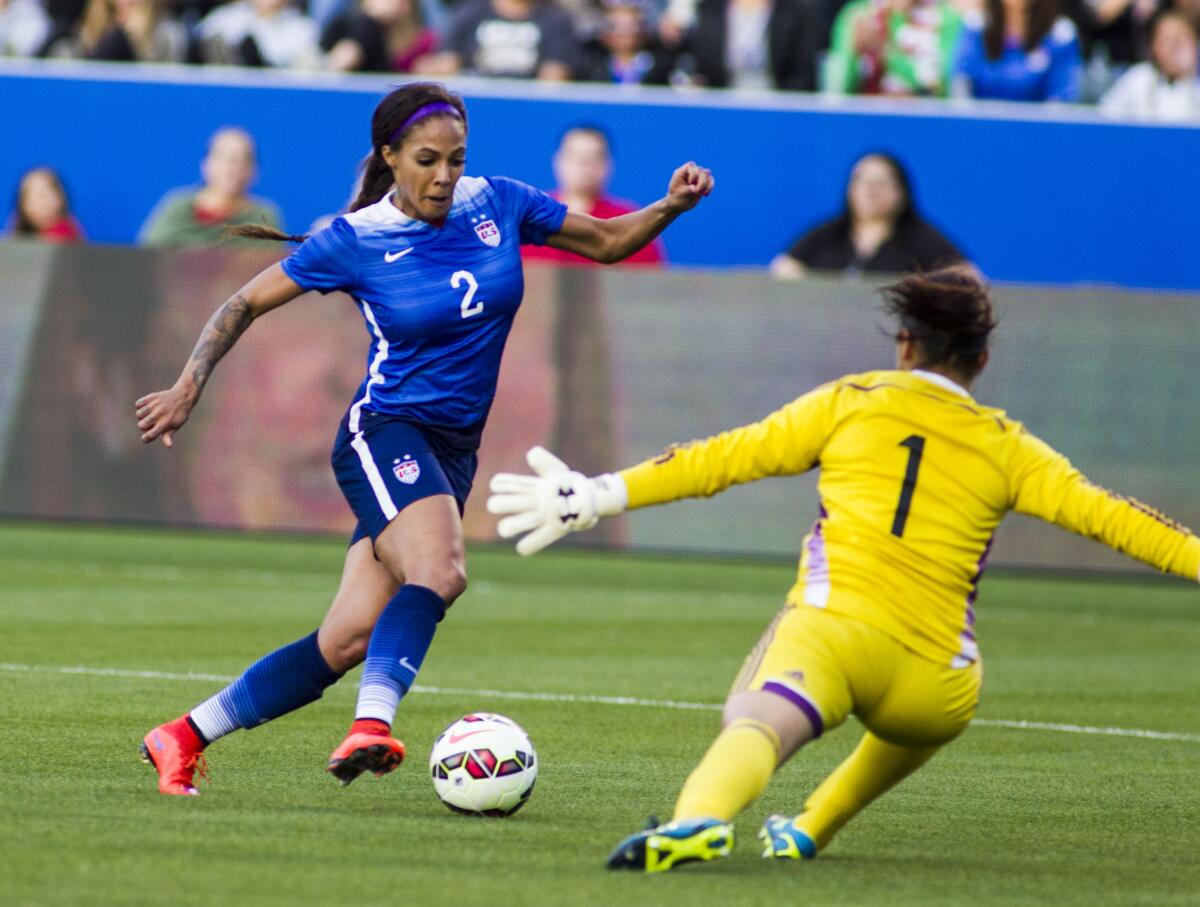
[881,265,996,378]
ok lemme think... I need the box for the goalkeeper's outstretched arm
[487,385,838,555]
[1009,430,1200,582]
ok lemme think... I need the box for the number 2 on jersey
[452,270,484,319]
[891,434,926,537]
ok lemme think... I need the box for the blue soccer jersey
[281,176,567,435]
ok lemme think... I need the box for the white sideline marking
[0,663,236,683]
[2,662,1198,743]
[968,718,1200,742]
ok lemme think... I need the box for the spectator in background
[35,0,80,52]
[197,0,319,66]
[418,0,580,79]
[579,0,674,83]
[523,125,664,265]
[953,0,1083,100]
[321,0,436,70]
[1067,0,1157,71]
[74,0,188,61]
[1166,0,1200,32]
[824,0,963,96]
[0,0,52,56]
[10,167,84,242]
[139,127,283,247]
[656,0,693,47]
[1100,8,1200,116]
[770,152,962,278]
[309,0,446,34]
[682,0,822,90]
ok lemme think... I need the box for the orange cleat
[327,729,406,786]
[140,716,207,796]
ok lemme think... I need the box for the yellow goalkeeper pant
[675,604,981,849]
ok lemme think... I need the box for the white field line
[967,718,1200,742]
[2,662,1199,743]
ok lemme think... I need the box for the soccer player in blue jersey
[133,82,714,796]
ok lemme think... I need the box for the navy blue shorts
[331,410,480,546]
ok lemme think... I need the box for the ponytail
[350,152,398,213]
[224,223,307,243]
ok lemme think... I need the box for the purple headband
[389,102,462,144]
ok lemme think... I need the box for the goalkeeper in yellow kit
[486,266,1200,872]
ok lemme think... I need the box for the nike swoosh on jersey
[384,247,415,263]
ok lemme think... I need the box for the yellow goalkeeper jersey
[618,369,1200,667]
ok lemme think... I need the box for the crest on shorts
[393,456,421,485]
[473,217,501,247]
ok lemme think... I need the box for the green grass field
[1,521,1198,906]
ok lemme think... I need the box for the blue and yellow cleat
[606,817,735,873]
[759,814,818,860]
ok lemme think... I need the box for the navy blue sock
[355,584,445,724]
[189,630,341,742]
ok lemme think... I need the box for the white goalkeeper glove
[487,446,627,556]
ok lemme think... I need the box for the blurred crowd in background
[6,123,965,280]
[1,0,1199,116]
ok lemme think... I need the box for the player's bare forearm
[135,263,304,447]
[134,292,254,448]
[547,199,678,264]
[182,293,254,397]
[546,162,714,264]
[601,198,682,263]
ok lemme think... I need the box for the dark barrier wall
[1,61,1198,288]
[2,242,1198,573]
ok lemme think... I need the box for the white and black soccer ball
[429,713,537,817]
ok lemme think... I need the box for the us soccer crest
[393,456,420,485]
[473,217,500,247]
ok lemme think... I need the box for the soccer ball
[429,713,537,817]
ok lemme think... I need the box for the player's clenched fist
[665,162,715,213]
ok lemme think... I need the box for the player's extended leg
[676,689,816,820]
[762,632,980,859]
[608,603,863,871]
[141,539,396,796]
[607,689,816,872]
[327,494,467,786]
[761,732,939,858]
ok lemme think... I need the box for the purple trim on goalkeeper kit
[957,629,980,664]
[762,681,825,738]
[954,536,993,664]
[805,504,830,585]
[389,102,461,144]
[966,535,995,609]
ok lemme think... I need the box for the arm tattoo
[189,294,253,391]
